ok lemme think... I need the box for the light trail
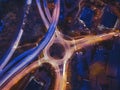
[0,48,36,77]
[40,0,119,64]
[0,0,119,90]
[43,31,118,63]
[0,0,59,79]
[43,0,52,22]
[1,60,40,90]
[0,0,57,76]
[0,0,60,88]
[36,2,120,90]
[1,60,60,90]
[42,31,119,90]
[35,1,120,90]
[71,32,117,51]
[36,0,50,29]
[37,5,73,90]
[0,0,32,71]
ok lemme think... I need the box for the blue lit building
[80,80,91,90]
[80,6,94,28]
[101,6,118,28]
[0,20,4,32]
[93,46,107,63]
[106,39,120,90]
